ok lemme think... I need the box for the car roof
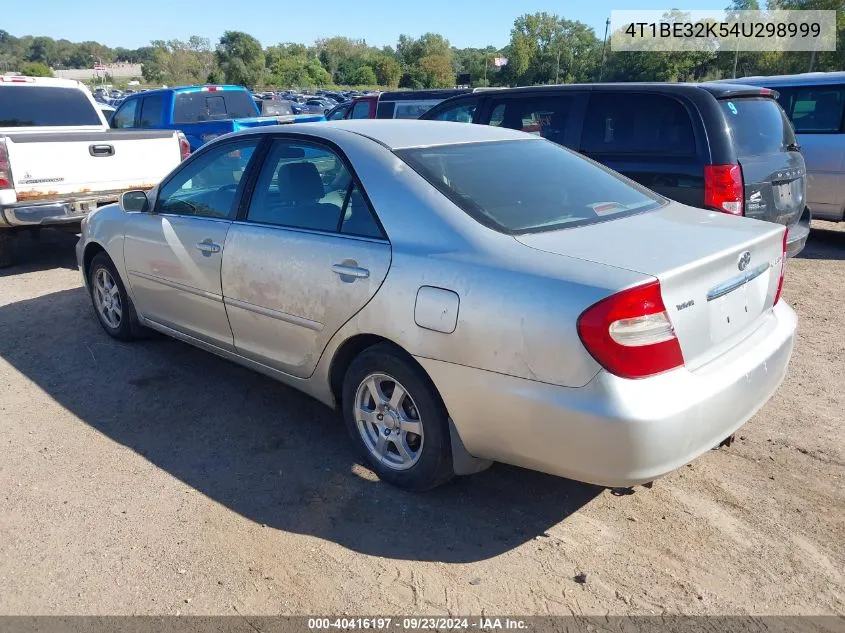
[710,71,845,87]
[0,75,86,89]
[431,82,772,100]
[279,119,533,150]
[124,85,248,97]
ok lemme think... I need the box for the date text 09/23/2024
[308,618,528,630]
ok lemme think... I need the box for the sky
[3,0,731,50]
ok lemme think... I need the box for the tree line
[1,0,842,89]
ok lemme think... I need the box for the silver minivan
[718,72,845,223]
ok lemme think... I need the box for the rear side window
[376,101,395,118]
[778,86,844,134]
[139,95,165,128]
[397,139,663,234]
[173,90,257,124]
[393,102,439,119]
[719,98,796,157]
[582,93,696,156]
[485,95,574,145]
[0,86,101,127]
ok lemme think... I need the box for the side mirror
[119,190,150,213]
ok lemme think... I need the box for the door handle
[332,263,369,279]
[89,144,115,157]
[196,239,222,256]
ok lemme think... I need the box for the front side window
[582,93,696,156]
[112,99,138,128]
[328,104,350,120]
[247,140,382,237]
[156,140,258,218]
[397,139,663,234]
[350,100,371,119]
[428,99,479,123]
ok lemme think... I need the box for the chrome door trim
[127,269,223,303]
[224,297,325,331]
[230,219,389,244]
[706,262,771,302]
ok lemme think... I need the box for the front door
[221,138,391,377]
[123,138,260,349]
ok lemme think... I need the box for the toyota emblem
[737,251,751,271]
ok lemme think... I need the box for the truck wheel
[0,231,14,269]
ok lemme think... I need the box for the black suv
[421,83,810,256]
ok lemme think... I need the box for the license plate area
[708,269,770,343]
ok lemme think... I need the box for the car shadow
[0,229,80,277]
[0,285,602,563]
[796,224,845,261]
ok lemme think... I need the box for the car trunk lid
[515,203,785,370]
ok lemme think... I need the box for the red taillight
[0,138,12,190]
[774,229,787,305]
[704,164,744,216]
[0,76,35,83]
[202,86,220,92]
[577,280,684,379]
[176,132,191,161]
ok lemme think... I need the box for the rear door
[222,137,390,378]
[774,85,845,221]
[717,96,806,228]
[579,91,705,208]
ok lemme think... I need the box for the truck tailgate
[5,130,181,201]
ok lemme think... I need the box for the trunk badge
[738,251,752,271]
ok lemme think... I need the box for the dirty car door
[123,138,259,349]
[221,139,390,377]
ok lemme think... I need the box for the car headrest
[277,162,324,204]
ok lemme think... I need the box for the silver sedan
[77,120,797,490]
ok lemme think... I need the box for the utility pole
[733,47,739,78]
[599,17,610,81]
[555,48,561,84]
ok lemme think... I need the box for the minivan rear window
[719,97,796,157]
[397,139,664,234]
[173,90,257,124]
[0,86,101,127]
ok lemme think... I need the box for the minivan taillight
[176,132,191,161]
[0,138,12,190]
[704,164,744,216]
[774,229,787,305]
[577,280,684,379]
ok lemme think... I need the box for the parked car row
[7,70,840,492]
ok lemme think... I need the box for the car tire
[88,252,144,341]
[0,230,14,269]
[342,343,455,490]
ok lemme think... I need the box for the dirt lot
[0,223,842,616]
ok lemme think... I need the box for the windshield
[720,97,796,158]
[0,86,101,127]
[397,139,664,234]
[174,90,258,123]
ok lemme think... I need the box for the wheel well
[328,334,415,406]
[82,242,107,280]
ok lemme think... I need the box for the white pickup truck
[0,75,188,267]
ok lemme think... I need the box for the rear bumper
[0,193,121,228]
[786,207,811,258]
[418,301,797,487]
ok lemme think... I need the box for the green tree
[28,36,57,66]
[372,56,401,87]
[21,61,52,77]
[419,55,455,87]
[216,31,265,87]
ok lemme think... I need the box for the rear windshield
[0,86,101,127]
[174,90,258,124]
[720,97,796,158]
[260,100,293,116]
[397,139,664,234]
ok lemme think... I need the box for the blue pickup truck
[110,85,324,152]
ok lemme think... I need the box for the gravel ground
[0,223,842,616]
